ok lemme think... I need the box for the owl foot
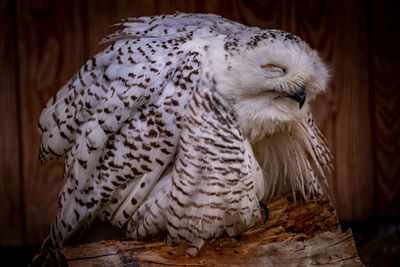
[259,201,269,224]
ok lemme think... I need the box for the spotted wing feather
[39,34,203,254]
[126,84,264,256]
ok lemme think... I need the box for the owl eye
[261,64,286,77]
[261,64,279,69]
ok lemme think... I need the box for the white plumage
[33,13,331,264]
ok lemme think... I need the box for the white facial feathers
[206,29,329,141]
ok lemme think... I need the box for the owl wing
[126,83,264,256]
[36,13,260,260]
[38,12,251,185]
[104,13,249,43]
[39,37,200,250]
[38,38,182,167]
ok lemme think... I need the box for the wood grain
[322,0,374,221]
[59,196,363,266]
[370,0,400,216]
[0,0,24,246]
[15,0,86,244]
[62,231,362,266]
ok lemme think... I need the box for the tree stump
[58,195,364,266]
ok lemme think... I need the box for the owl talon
[259,201,269,224]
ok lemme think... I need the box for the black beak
[288,86,306,109]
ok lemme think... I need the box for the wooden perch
[58,195,364,266]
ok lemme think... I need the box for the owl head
[208,30,330,142]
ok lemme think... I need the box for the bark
[59,195,364,266]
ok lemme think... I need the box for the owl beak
[288,86,306,109]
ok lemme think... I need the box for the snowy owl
[33,12,332,264]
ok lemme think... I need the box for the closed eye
[262,64,278,69]
[261,64,286,77]
[261,64,286,73]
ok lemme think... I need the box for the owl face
[235,33,328,105]
[209,30,329,141]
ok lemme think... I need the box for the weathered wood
[0,0,24,246]
[59,196,363,266]
[15,0,85,244]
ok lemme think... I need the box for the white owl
[33,13,331,264]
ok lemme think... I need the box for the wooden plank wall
[0,0,398,246]
[0,0,24,246]
[370,0,400,217]
[15,0,86,244]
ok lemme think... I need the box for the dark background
[1,0,399,265]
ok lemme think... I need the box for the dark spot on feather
[74,210,80,221]
[123,210,130,219]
